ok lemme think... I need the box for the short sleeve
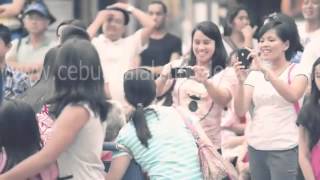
[172,37,182,55]
[244,71,260,87]
[126,29,148,55]
[211,69,233,94]
[291,64,310,81]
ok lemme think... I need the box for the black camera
[237,48,253,69]
[171,67,194,78]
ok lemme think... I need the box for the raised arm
[0,0,25,17]
[262,68,308,103]
[87,10,111,39]
[233,61,254,117]
[193,66,232,107]
[108,2,155,46]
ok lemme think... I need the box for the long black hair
[47,39,110,121]
[0,99,41,172]
[258,13,303,61]
[297,58,320,149]
[189,21,227,77]
[123,68,157,148]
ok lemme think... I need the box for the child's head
[0,24,11,59]
[0,99,41,149]
[0,99,41,171]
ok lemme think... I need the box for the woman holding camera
[156,21,234,149]
[233,13,307,180]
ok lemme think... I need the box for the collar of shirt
[99,34,123,45]
[24,35,52,48]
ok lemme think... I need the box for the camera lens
[188,100,198,112]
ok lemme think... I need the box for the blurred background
[45,0,303,53]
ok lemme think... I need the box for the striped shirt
[114,105,203,180]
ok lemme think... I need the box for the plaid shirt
[2,65,30,98]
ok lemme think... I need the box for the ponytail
[131,103,152,148]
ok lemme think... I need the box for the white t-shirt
[92,30,146,105]
[244,64,308,150]
[298,24,320,47]
[300,35,320,75]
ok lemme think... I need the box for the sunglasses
[263,12,282,25]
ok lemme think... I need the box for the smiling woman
[233,13,308,180]
[156,21,234,150]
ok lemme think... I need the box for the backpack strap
[287,63,301,114]
[0,148,7,173]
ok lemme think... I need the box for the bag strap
[0,148,7,173]
[174,106,200,140]
[287,63,301,114]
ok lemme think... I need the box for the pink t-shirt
[172,69,233,149]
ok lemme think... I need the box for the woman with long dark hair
[298,57,320,180]
[0,39,111,179]
[156,21,233,149]
[0,100,41,173]
[106,68,203,180]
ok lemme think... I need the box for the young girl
[298,57,320,180]
[0,99,57,179]
[0,39,111,180]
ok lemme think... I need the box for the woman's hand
[247,49,269,73]
[241,25,257,39]
[159,62,173,80]
[193,65,209,84]
[233,61,248,84]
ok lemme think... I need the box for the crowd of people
[0,0,319,179]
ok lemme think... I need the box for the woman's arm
[105,155,131,180]
[203,79,232,107]
[193,66,232,107]
[299,126,315,180]
[263,68,308,103]
[87,10,111,39]
[232,62,254,117]
[0,105,90,179]
[0,0,25,17]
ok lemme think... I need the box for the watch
[126,5,135,13]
